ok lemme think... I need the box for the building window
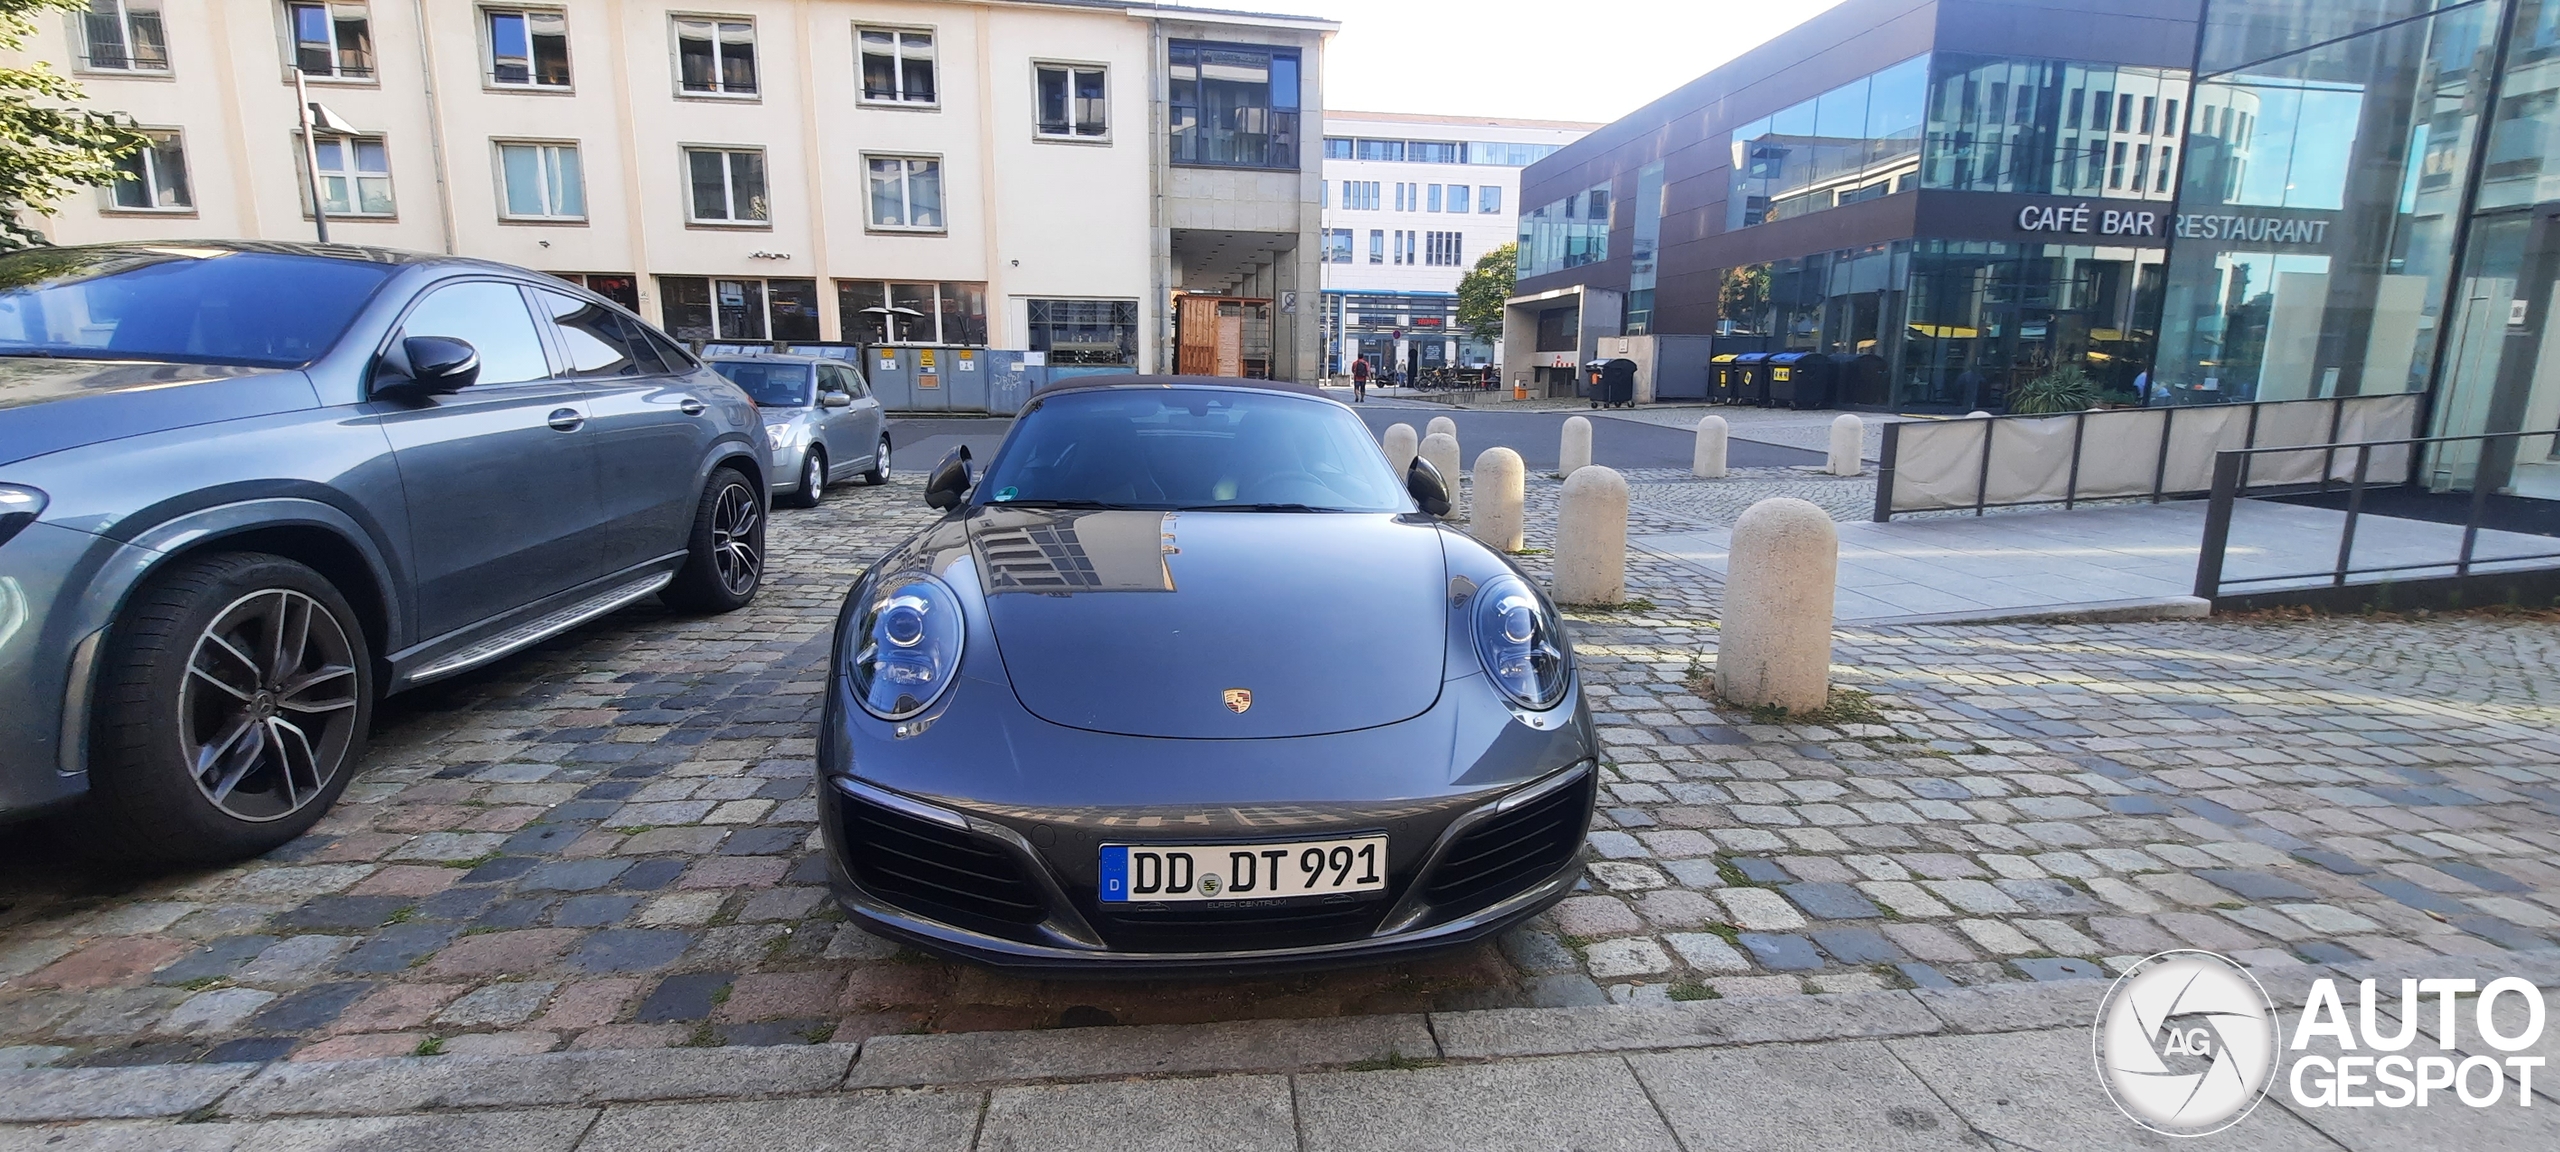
[2155,145,2174,193]
[837,280,987,345]
[1356,139,1402,161]
[1427,184,1443,212]
[2110,140,2128,189]
[674,16,756,96]
[1464,141,1559,166]
[1026,299,1137,365]
[108,128,189,210]
[1341,180,1379,210]
[2163,98,2179,134]
[1035,63,1105,138]
[684,147,767,223]
[657,276,817,342]
[497,141,583,220]
[1321,228,1351,264]
[300,134,391,215]
[1323,137,1352,159]
[1424,231,1463,267]
[1367,229,1383,264]
[859,26,936,104]
[2086,139,2106,188]
[487,8,569,88]
[80,1,167,71]
[1167,41,1299,169]
[288,2,373,79]
[1518,184,1609,278]
[1479,186,1500,213]
[1409,141,1461,164]
[1447,185,1469,213]
[864,155,943,230]
[2130,143,2150,190]
[550,272,639,312]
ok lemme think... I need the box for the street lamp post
[293,65,329,243]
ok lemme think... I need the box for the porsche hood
[968,508,1449,739]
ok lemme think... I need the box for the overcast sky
[1183,0,1852,124]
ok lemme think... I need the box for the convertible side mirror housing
[925,445,974,510]
[820,391,853,409]
[377,335,480,400]
[1406,456,1453,518]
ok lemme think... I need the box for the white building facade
[18,0,1333,381]
[1316,110,1591,378]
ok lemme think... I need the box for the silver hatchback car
[711,355,890,507]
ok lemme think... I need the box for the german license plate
[1099,836,1387,903]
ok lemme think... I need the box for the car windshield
[0,247,395,368]
[713,361,814,407]
[977,389,1409,512]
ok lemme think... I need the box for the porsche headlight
[1473,575,1568,710]
[846,574,965,720]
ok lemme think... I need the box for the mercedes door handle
[546,408,584,432]
[679,397,707,416]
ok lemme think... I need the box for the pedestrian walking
[1350,355,1370,403]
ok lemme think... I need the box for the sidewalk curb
[4,954,2555,1125]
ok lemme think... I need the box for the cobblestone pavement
[0,476,1519,1071]
[5,454,2558,1073]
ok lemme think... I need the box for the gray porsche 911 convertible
[818,376,1599,972]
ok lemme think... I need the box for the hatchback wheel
[783,449,826,508]
[85,553,372,864]
[662,466,764,613]
[862,434,891,485]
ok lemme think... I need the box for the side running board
[405,572,673,686]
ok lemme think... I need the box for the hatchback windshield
[712,361,815,407]
[977,389,1409,512]
[0,247,395,368]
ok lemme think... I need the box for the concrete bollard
[1559,416,1593,477]
[1420,432,1463,520]
[1427,415,1457,440]
[1693,415,1728,479]
[1551,465,1628,605]
[1828,414,1863,477]
[1383,423,1418,477]
[1471,447,1525,551]
[1716,497,1838,714]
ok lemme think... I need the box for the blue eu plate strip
[1099,845,1130,903]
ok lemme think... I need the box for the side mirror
[925,445,973,511]
[820,391,853,409]
[1406,456,1452,517]
[379,335,480,398]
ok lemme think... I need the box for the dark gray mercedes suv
[0,241,770,864]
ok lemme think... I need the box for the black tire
[661,466,764,614]
[861,434,891,485]
[782,449,826,509]
[83,552,374,866]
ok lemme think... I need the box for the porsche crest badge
[1222,688,1253,713]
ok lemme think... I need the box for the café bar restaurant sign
[2013,200,2334,248]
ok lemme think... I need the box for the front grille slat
[843,794,1049,933]
[1422,773,1593,916]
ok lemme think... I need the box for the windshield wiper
[988,498,1122,510]
[1174,502,1345,513]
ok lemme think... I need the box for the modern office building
[1316,110,1593,377]
[1507,0,2560,500]
[1508,0,2197,408]
[19,0,1334,381]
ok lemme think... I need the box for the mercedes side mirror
[1406,456,1452,517]
[820,391,853,409]
[925,446,974,511]
[378,336,480,399]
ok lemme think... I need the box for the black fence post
[2334,444,2372,587]
[2065,411,2089,510]
[2459,434,2499,576]
[2151,406,2176,503]
[1974,416,1996,517]
[2194,451,2243,600]
[1873,421,1901,523]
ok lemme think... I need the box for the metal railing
[2193,429,2560,598]
[1873,394,2422,521]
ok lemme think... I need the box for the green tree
[1718,265,1769,329]
[0,0,147,249]
[1456,241,1516,345]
